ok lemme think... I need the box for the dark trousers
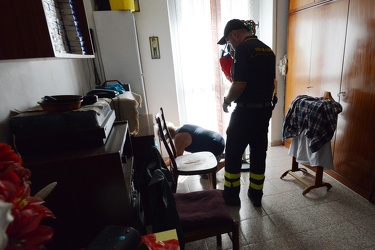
[224,106,272,197]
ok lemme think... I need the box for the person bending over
[167,123,225,164]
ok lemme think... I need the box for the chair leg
[216,235,222,246]
[207,171,217,189]
[232,222,240,250]
[212,171,217,189]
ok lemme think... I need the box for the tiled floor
[176,145,375,250]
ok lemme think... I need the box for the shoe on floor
[222,190,241,206]
[247,189,262,207]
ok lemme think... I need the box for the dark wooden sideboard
[23,121,141,249]
[130,114,156,226]
[131,114,155,186]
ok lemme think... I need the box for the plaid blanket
[283,95,342,152]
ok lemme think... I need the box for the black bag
[138,146,185,249]
[139,146,176,193]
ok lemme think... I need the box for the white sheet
[288,131,333,169]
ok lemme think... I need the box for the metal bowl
[38,95,83,112]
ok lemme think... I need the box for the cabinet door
[285,1,348,146]
[289,0,335,11]
[289,0,315,11]
[308,0,348,98]
[285,9,313,111]
[284,8,313,147]
[23,123,138,248]
[332,0,375,201]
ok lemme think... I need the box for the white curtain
[171,0,258,135]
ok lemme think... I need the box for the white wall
[258,0,288,146]
[0,58,93,143]
[271,0,289,146]
[0,0,99,143]
[133,0,180,126]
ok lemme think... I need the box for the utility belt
[236,102,272,108]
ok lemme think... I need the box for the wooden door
[330,0,375,201]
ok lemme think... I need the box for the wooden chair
[143,147,239,250]
[155,107,218,189]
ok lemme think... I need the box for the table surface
[135,114,154,137]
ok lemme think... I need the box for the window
[169,0,258,136]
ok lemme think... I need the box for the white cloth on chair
[288,131,333,169]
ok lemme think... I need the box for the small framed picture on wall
[134,0,140,12]
[149,36,160,59]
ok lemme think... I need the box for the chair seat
[174,189,234,233]
[175,151,217,175]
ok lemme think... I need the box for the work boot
[223,187,241,206]
[247,189,263,207]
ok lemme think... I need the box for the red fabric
[219,54,233,82]
[141,234,180,250]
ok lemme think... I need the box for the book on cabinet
[0,0,94,60]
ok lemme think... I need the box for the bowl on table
[38,95,83,112]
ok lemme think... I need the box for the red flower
[0,143,55,249]
[6,196,55,249]
[0,144,23,169]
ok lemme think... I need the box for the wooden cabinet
[286,0,375,203]
[131,114,155,184]
[130,114,155,225]
[327,0,375,203]
[0,0,94,60]
[285,0,348,147]
[23,122,141,249]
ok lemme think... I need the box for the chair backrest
[147,168,185,249]
[155,107,179,185]
[139,145,177,226]
[141,145,185,248]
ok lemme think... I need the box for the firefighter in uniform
[218,19,276,207]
